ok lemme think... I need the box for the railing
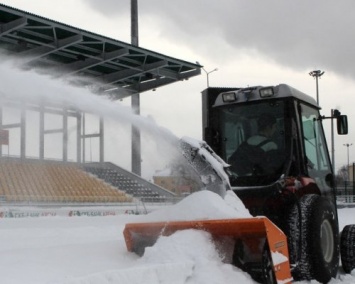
[336,181,355,204]
[337,195,355,204]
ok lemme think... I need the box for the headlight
[222,92,238,102]
[259,87,274,98]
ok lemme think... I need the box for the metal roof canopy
[0,4,201,100]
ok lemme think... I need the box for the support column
[63,107,68,162]
[39,102,44,160]
[77,112,82,163]
[131,95,141,174]
[99,116,104,163]
[82,112,86,163]
[20,102,26,159]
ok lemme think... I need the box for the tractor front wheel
[286,194,339,283]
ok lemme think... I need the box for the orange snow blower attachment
[123,217,292,284]
[124,138,292,282]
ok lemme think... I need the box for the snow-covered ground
[1,191,355,284]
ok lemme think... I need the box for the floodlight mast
[202,67,218,87]
[131,0,141,176]
[344,143,353,181]
[309,70,324,105]
[309,70,333,170]
[131,0,138,47]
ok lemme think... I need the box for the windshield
[216,100,287,186]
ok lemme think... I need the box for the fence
[336,181,355,204]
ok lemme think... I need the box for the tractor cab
[124,84,353,284]
[203,84,347,216]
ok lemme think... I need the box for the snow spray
[0,56,185,179]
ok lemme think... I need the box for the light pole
[202,67,218,87]
[309,70,325,105]
[344,143,353,180]
[309,70,335,172]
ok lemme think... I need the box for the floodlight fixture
[309,69,325,105]
[202,67,218,87]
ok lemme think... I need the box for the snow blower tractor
[124,84,355,283]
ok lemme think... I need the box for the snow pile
[136,190,251,223]
[272,251,289,266]
[139,229,254,284]
[1,190,355,283]
[60,227,255,284]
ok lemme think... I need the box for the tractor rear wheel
[341,224,355,273]
[286,194,339,282]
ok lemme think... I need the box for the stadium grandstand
[0,4,201,208]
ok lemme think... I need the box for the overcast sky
[1,0,355,173]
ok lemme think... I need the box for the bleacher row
[0,160,133,203]
[83,166,165,202]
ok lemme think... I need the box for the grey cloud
[84,0,355,79]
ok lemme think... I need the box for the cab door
[299,103,333,195]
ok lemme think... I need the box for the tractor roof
[213,84,319,109]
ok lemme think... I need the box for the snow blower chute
[123,137,292,284]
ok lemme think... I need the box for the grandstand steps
[0,158,177,205]
[0,158,134,204]
[82,162,176,203]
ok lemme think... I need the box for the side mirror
[337,115,348,135]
